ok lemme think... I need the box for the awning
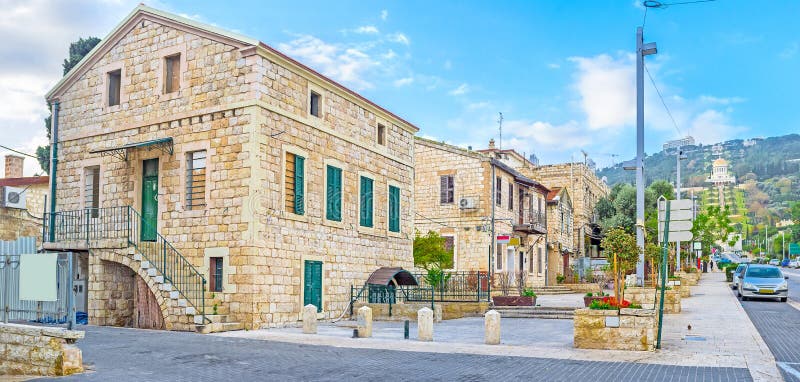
[89,137,173,161]
[366,267,419,286]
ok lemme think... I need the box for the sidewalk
[216,271,780,381]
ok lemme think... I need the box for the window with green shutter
[359,176,374,227]
[388,185,400,232]
[294,155,305,215]
[326,165,342,221]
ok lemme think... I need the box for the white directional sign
[658,198,694,243]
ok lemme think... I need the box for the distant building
[706,158,736,186]
[528,153,539,166]
[0,155,49,243]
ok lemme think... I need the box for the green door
[141,159,159,241]
[303,260,322,312]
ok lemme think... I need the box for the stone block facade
[414,138,549,287]
[624,287,682,313]
[573,308,656,351]
[45,6,416,330]
[0,323,84,376]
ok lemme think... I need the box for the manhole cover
[684,336,706,341]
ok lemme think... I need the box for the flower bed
[573,308,657,351]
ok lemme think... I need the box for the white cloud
[780,42,798,59]
[387,33,410,45]
[568,53,636,130]
[547,63,560,69]
[448,83,469,96]
[393,77,413,87]
[698,95,745,105]
[354,25,379,34]
[689,110,747,144]
[382,49,397,60]
[278,35,379,90]
[381,10,388,21]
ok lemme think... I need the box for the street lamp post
[635,27,658,285]
[664,136,694,272]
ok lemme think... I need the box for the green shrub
[585,292,593,297]
[522,288,536,297]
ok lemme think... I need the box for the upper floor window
[285,152,305,215]
[186,150,206,210]
[440,175,454,204]
[326,165,342,222]
[310,91,321,117]
[108,70,121,106]
[377,124,386,146]
[388,185,400,233]
[359,176,374,227]
[84,166,100,217]
[495,177,502,206]
[508,184,514,210]
[164,54,181,94]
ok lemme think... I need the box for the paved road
[35,325,751,382]
[738,269,800,382]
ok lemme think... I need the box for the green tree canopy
[601,227,641,301]
[413,230,453,270]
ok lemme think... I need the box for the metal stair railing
[43,206,207,325]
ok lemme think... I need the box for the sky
[1,0,799,176]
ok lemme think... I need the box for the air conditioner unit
[459,197,477,209]
[1,186,27,209]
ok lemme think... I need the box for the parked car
[769,259,780,266]
[731,264,748,290]
[781,258,791,267]
[736,264,788,302]
[789,259,799,268]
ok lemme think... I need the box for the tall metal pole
[636,27,645,284]
[48,102,59,242]
[676,149,681,271]
[490,163,496,291]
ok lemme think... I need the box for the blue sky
[2,0,798,175]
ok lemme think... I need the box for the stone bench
[0,323,84,376]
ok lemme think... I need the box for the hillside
[596,133,800,220]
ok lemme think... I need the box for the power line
[644,62,683,138]
[0,145,39,159]
[643,0,716,9]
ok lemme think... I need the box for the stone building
[527,162,609,261]
[0,155,49,243]
[545,187,573,283]
[414,138,549,287]
[43,5,417,331]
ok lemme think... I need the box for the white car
[791,259,800,268]
[769,259,780,266]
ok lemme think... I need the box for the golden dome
[713,158,728,166]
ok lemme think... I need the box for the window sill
[387,230,403,239]
[357,225,379,236]
[183,208,207,218]
[159,91,182,101]
[283,212,309,223]
[322,219,345,229]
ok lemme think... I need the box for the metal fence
[350,284,435,317]
[0,237,74,327]
[412,271,490,302]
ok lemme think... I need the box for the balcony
[513,210,546,234]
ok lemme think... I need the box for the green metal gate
[303,260,322,312]
[141,158,159,242]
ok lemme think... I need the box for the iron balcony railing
[43,206,206,324]
[514,210,547,233]
[350,284,435,317]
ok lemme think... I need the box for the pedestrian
[710,260,714,271]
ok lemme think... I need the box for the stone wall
[573,308,656,351]
[562,283,603,294]
[89,259,135,327]
[624,287,682,313]
[0,323,83,376]
[675,271,701,286]
[0,208,41,243]
[353,302,443,322]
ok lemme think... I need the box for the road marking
[777,362,800,380]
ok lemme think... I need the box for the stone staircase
[531,286,574,295]
[129,249,241,333]
[490,306,575,319]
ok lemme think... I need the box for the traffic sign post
[658,197,694,271]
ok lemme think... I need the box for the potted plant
[492,273,536,306]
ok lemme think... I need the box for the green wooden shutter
[294,155,305,215]
[389,185,400,232]
[326,166,342,221]
[360,176,373,227]
[303,260,322,312]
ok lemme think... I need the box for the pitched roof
[546,187,562,202]
[0,176,49,187]
[46,5,418,133]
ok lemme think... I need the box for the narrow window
[537,248,543,274]
[84,166,100,218]
[528,251,534,273]
[496,243,503,270]
[108,70,121,106]
[388,185,400,232]
[439,175,454,204]
[326,165,342,222]
[164,54,180,93]
[209,257,223,292]
[186,150,206,210]
[377,124,386,145]
[285,152,305,215]
[359,176,373,227]
[495,177,502,206]
[509,184,514,210]
[310,91,321,117]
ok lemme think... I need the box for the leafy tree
[791,202,800,224]
[648,180,675,201]
[601,227,641,302]
[413,230,453,270]
[37,37,101,173]
[691,205,737,261]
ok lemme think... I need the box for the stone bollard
[418,307,433,341]
[357,306,373,338]
[302,304,318,334]
[484,309,501,345]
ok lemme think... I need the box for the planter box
[562,284,602,294]
[574,308,656,351]
[492,296,535,306]
[583,296,605,307]
[625,287,682,313]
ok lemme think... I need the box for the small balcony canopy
[89,137,173,161]
[366,267,418,286]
